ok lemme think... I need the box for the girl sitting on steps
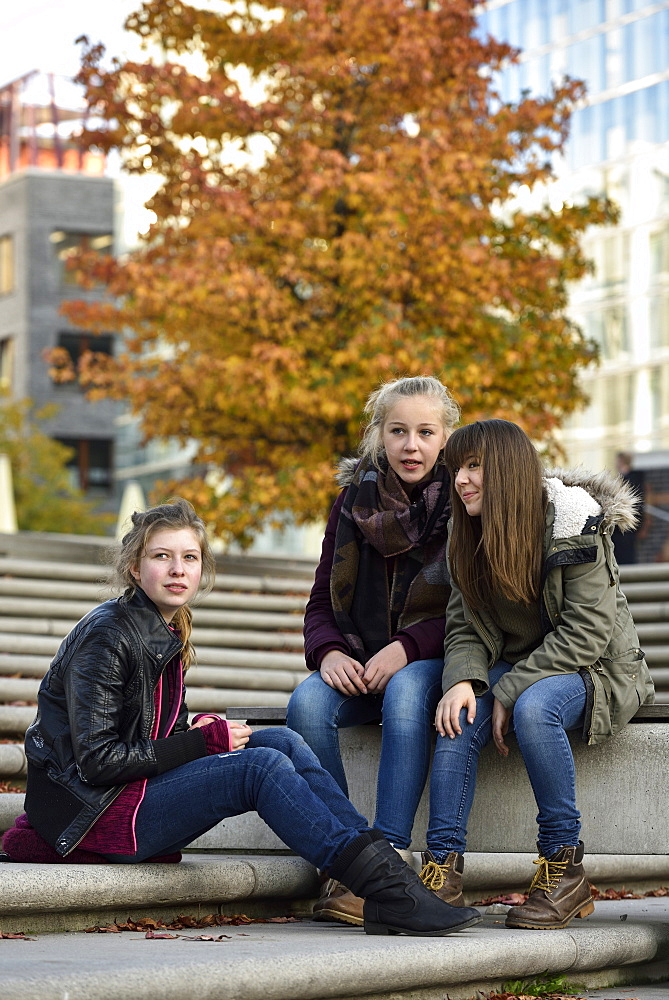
[419,420,654,929]
[2,498,480,938]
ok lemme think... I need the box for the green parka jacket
[442,470,655,745]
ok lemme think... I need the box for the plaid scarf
[331,458,451,663]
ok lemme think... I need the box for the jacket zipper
[468,608,498,663]
[63,667,162,855]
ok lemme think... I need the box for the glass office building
[478,1,669,473]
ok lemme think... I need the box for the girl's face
[131,527,203,621]
[381,396,447,487]
[455,457,483,516]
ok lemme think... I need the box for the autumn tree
[0,398,112,534]
[53,0,617,543]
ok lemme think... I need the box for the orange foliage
[57,0,617,543]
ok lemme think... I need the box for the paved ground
[580,989,669,998]
[1,898,669,1000]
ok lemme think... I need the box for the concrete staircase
[616,563,669,700]
[2,544,669,998]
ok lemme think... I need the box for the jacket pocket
[595,647,648,737]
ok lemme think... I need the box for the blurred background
[1,1,668,561]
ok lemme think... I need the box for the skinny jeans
[286,658,444,848]
[102,728,371,870]
[427,662,587,860]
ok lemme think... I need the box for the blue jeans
[427,662,587,859]
[102,728,371,870]
[286,659,444,848]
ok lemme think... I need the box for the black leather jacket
[24,587,206,856]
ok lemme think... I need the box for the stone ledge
[184,722,669,855]
[0,854,319,932]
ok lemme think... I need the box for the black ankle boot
[329,833,481,936]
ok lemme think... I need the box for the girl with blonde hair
[288,375,460,925]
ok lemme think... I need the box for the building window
[0,337,13,389]
[57,332,114,365]
[0,234,14,295]
[50,231,112,286]
[56,438,113,494]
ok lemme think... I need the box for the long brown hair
[112,498,216,670]
[445,420,546,609]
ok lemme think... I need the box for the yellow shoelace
[528,855,568,894]
[419,858,451,890]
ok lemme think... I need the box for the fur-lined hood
[544,468,640,538]
[334,456,364,489]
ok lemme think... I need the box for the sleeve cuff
[153,728,207,773]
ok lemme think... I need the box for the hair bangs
[444,422,485,473]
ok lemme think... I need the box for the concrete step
[0,706,36,734]
[623,601,669,622]
[0,578,308,612]
[0,557,314,593]
[0,598,303,632]
[0,745,26,778]
[0,665,308,706]
[0,655,52,678]
[620,581,669,601]
[0,689,296,737]
[0,900,669,1000]
[0,628,304,656]
[0,647,307,674]
[631,622,669,643]
[619,561,669,581]
[2,900,669,1000]
[0,853,320,932]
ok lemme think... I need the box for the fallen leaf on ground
[473,892,528,906]
[0,781,24,794]
[85,913,300,933]
[0,931,36,940]
[184,934,232,941]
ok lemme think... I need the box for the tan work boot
[312,877,363,926]
[419,850,465,907]
[505,842,594,930]
[312,847,416,926]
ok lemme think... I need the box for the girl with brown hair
[3,498,480,937]
[420,420,653,929]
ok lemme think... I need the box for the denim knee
[250,727,305,757]
[287,672,339,730]
[243,744,292,779]
[512,686,551,733]
[381,659,442,715]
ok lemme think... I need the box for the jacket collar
[120,587,184,664]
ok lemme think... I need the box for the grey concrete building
[0,169,118,496]
[0,71,120,502]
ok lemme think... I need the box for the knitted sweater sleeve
[303,490,352,670]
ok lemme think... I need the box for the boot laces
[419,858,451,891]
[528,855,568,895]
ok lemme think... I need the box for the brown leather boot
[419,850,465,907]
[312,848,415,926]
[505,842,594,930]
[312,877,363,926]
